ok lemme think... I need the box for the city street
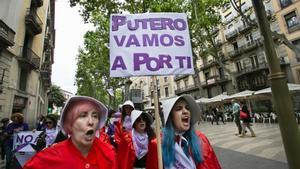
[195,122,291,169]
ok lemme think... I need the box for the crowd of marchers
[0,94,223,169]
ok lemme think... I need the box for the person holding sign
[4,113,29,169]
[117,110,157,169]
[24,96,116,169]
[161,95,221,169]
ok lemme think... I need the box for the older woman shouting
[24,96,116,169]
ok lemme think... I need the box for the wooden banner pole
[153,75,163,169]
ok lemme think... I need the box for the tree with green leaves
[48,85,66,110]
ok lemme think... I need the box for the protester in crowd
[4,113,29,169]
[217,105,226,124]
[24,96,116,169]
[114,100,135,147]
[211,106,219,125]
[0,118,10,163]
[159,95,221,169]
[239,101,256,137]
[120,100,135,131]
[36,115,46,131]
[117,110,157,169]
[34,114,67,152]
[99,109,118,148]
[232,99,242,136]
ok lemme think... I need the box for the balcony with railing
[225,29,238,41]
[174,74,189,81]
[175,84,199,95]
[238,24,252,34]
[18,46,41,70]
[200,60,217,71]
[236,63,268,77]
[201,75,230,88]
[0,20,15,49]
[241,39,262,53]
[40,62,51,87]
[227,49,241,58]
[25,9,43,36]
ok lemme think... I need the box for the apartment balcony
[25,9,43,36]
[227,49,241,58]
[200,60,217,71]
[31,0,43,7]
[201,75,230,88]
[236,63,268,77]
[175,84,199,95]
[0,20,15,49]
[241,39,263,53]
[216,75,230,83]
[18,46,41,70]
[40,62,51,88]
[174,74,189,81]
[44,33,54,50]
[225,29,238,41]
[238,24,252,34]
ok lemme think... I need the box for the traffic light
[48,107,52,113]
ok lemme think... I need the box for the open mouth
[86,129,94,136]
[182,117,190,124]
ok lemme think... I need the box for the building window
[176,82,180,89]
[280,0,292,8]
[250,55,259,68]
[236,61,242,72]
[221,85,226,93]
[207,88,212,98]
[218,67,225,79]
[284,11,300,32]
[164,76,168,82]
[204,72,209,80]
[233,41,238,51]
[157,89,161,98]
[245,33,254,44]
[184,79,188,88]
[19,69,28,91]
[165,87,169,97]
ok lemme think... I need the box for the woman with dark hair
[24,96,116,169]
[117,110,157,169]
[4,113,29,169]
[161,95,221,169]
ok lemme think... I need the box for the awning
[254,83,300,95]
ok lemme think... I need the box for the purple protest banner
[109,13,194,77]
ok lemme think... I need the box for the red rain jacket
[116,130,158,169]
[150,131,221,169]
[24,138,116,169]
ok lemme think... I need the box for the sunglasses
[45,121,53,124]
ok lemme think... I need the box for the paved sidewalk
[194,122,293,168]
[214,147,288,169]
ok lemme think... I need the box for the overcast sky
[52,0,93,94]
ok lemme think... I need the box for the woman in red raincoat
[24,96,116,169]
[117,110,157,169]
[159,95,222,169]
